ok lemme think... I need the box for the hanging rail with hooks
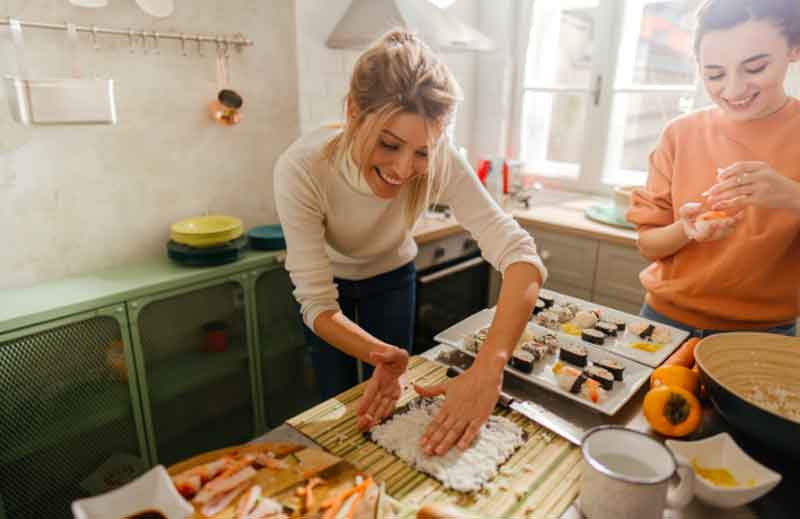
[0,16,254,51]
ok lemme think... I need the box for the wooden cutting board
[167,442,365,518]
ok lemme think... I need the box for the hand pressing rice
[366,397,526,492]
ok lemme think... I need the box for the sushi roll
[553,305,575,323]
[584,366,614,390]
[539,295,555,308]
[465,331,487,353]
[552,363,608,404]
[565,302,580,315]
[559,343,588,367]
[630,322,655,340]
[612,319,627,332]
[652,326,673,344]
[510,350,535,373]
[532,299,547,316]
[572,310,598,330]
[520,341,546,361]
[542,333,560,354]
[595,322,618,337]
[582,329,606,345]
[594,358,625,381]
[538,310,560,330]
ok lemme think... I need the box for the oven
[413,231,490,354]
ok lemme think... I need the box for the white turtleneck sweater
[274,126,547,332]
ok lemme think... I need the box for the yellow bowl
[170,215,243,236]
[170,227,243,248]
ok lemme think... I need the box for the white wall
[293,0,479,159]
[0,0,299,289]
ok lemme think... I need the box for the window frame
[509,0,703,194]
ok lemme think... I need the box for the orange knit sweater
[627,97,800,330]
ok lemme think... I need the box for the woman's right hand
[679,202,740,242]
[356,346,409,430]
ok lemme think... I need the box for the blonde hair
[324,29,462,227]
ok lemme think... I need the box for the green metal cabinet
[0,305,148,519]
[127,273,263,466]
[0,250,311,518]
[249,263,320,428]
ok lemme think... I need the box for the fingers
[433,422,467,456]
[357,380,377,416]
[414,382,447,397]
[421,413,458,455]
[420,409,450,447]
[457,420,482,450]
[716,161,765,180]
[376,395,395,421]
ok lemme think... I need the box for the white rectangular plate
[434,309,653,416]
[535,289,690,368]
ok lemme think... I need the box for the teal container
[247,225,285,251]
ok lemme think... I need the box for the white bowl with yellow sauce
[666,433,782,508]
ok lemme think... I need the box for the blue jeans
[302,262,416,400]
[639,304,797,338]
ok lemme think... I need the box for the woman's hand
[414,364,502,456]
[356,347,409,430]
[706,161,800,213]
[679,202,740,242]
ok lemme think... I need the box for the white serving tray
[535,288,690,368]
[434,308,653,416]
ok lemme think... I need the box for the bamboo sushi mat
[287,357,582,518]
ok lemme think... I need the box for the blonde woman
[274,30,546,456]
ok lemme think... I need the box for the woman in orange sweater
[627,0,800,338]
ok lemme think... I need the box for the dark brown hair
[693,0,800,56]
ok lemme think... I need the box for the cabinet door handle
[419,257,485,285]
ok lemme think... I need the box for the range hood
[326,0,494,53]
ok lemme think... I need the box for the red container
[202,321,228,352]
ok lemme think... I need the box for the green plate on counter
[585,204,635,229]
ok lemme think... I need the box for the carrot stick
[663,337,700,368]
[345,488,365,519]
[321,478,373,518]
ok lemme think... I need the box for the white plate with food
[435,309,652,416]
[531,288,690,367]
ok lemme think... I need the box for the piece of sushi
[595,322,618,337]
[694,210,730,235]
[584,366,614,390]
[559,343,588,367]
[629,322,655,340]
[520,341,546,361]
[582,329,606,345]
[532,299,547,316]
[552,362,608,404]
[594,358,625,381]
[611,319,627,331]
[510,350,535,373]
[465,331,487,353]
[552,304,575,323]
[651,326,673,344]
[537,310,560,330]
[542,333,560,354]
[539,295,555,308]
[572,310,598,330]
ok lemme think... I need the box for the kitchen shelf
[147,346,249,405]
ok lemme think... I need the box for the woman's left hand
[706,161,800,213]
[414,363,502,456]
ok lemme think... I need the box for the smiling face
[698,19,800,121]
[352,111,437,199]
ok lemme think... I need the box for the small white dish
[666,433,782,509]
[72,465,193,519]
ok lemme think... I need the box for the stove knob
[462,239,477,252]
[434,246,446,259]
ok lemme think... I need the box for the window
[511,0,707,191]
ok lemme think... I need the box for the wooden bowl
[694,333,800,459]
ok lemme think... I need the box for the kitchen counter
[259,342,798,519]
[413,193,638,248]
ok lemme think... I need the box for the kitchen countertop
[413,194,638,247]
[258,342,798,519]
